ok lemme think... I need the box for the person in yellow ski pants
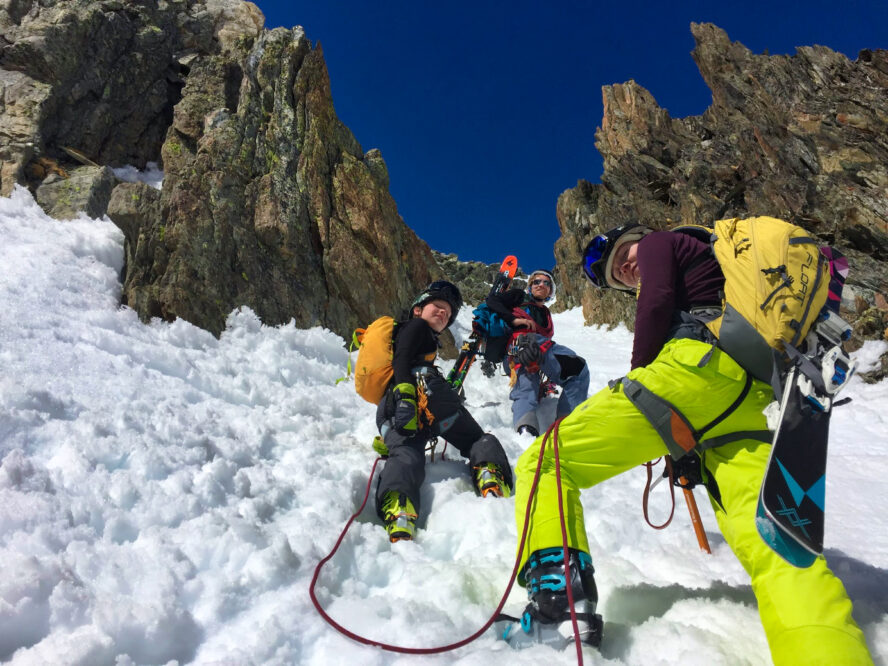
[513,336,872,665]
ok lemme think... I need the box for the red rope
[309,422,582,662]
[550,418,584,664]
[309,446,541,654]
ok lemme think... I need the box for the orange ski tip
[500,255,518,278]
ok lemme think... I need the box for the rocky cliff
[555,23,888,374]
[4,9,886,373]
[121,24,443,338]
[1,0,443,340]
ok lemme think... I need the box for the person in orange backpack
[375,280,513,542]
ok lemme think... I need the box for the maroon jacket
[631,231,724,368]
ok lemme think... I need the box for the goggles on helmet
[582,224,651,290]
[582,234,611,288]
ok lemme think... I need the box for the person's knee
[510,382,539,414]
[769,626,871,666]
[736,533,871,664]
[382,433,426,462]
[761,572,872,665]
[555,353,586,381]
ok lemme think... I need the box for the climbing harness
[415,371,436,430]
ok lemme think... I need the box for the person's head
[582,224,652,291]
[526,270,556,304]
[409,280,463,331]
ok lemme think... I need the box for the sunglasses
[531,278,552,287]
[582,235,610,288]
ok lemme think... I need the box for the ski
[446,255,518,392]
[756,248,856,567]
[756,365,830,567]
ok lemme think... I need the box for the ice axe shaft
[679,478,711,554]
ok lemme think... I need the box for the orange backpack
[353,316,396,404]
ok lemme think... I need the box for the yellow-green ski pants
[514,338,872,665]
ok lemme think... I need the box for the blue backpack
[471,303,512,362]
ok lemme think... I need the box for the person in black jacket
[375,280,513,542]
[486,270,589,436]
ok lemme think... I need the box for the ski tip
[500,255,518,278]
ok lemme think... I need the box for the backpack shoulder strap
[670,225,717,274]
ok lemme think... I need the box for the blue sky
[254,1,886,272]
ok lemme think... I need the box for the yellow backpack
[676,216,830,383]
[352,316,396,404]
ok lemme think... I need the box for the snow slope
[1,187,886,665]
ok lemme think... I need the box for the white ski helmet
[526,269,556,305]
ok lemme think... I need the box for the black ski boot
[500,547,603,649]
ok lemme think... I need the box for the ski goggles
[582,234,610,288]
[530,278,552,287]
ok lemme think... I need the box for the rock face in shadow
[555,23,888,356]
[122,27,439,337]
[0,0,248,191]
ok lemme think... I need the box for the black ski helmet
[526,269,556,304]
[582,224,652,291]
[410,280,463,327]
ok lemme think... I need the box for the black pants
[374,372,512,520]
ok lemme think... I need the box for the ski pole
[679,481,711,554]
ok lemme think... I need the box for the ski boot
[381,491,417,542]
[500,547,603,649]
[473,463,511,498]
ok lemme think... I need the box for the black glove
[391,382,418,434]
[515,335,542,367]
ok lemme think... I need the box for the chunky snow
[1,186,886,665]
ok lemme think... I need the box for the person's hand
[391,383,418,434]
[512,317,533,329]
[515,335,541,367]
